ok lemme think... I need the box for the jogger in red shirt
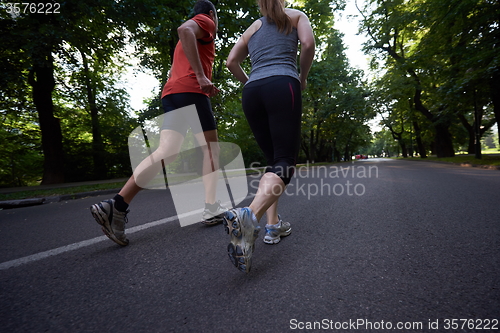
[90,0,226,246]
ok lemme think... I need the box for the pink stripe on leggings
[289,82,295,110]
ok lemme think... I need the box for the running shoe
[263,214,291,244]
[90,199,129,246]
[222,207,261,273]
[201,201,228,225]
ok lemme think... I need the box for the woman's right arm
[226,20,261,84]
[226,37,250,84]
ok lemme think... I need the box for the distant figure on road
[90,0,226,246]
[225,0,315,272]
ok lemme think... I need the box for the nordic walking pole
[220,165,235,209]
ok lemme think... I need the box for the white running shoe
[90,199,129,246]
[263,215,291,244]
[201,201,228,226]
[222,207,261,273]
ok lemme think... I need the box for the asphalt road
[0,159,499,332]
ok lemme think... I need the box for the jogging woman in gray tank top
[223,0,315,273]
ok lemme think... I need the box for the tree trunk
[413,87,454,157]
[28,49,65,184]
[473,89,482,159]
[489,72,500,146]
[387,125,407,158]
[401,141,408,158]
[334,147,341,162]
[395,135,407,158]
[300,135,310,162]
[344,131,354,161]
[343,145,350,161]
[309,128,315,163]
[458,109,495,155]
[457,113,475,154]
[80,50,107,180]
[433,122,455,157]
[332,139,340,162]
[413,120,427,158]
[380,45,456,157]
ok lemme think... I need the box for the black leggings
[242,76,302,185]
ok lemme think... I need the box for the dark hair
[193,0,216,16]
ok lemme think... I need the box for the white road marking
[0,198,246,271]
[0,213,185,270]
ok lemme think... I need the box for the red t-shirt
[161,14,215,98]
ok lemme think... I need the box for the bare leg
[118,176,142,205]
[119,129,184,204]
[249,172,285,221]
[194,130,219,205]
[265,200,280,225]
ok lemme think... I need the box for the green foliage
[0,0,380,187]
[3,0,498,187]
[302,30,374,162]
[0,109,43,187]
[57,90,137,182]
[359,0,500,157]
[365,129,400,157]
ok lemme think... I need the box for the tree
[358,0,455,157]
[302,30,373,162]
[371,67,431,157]
[358,0,499,158]
[0,108,43,187]
[4,0,391,186]
[24,13,65,184]
[1,0,134,183]
[417,0,499,158]
[367,129,400,157]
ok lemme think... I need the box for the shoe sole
[223,209,260,273]
[200,215,224,226]
[90,204,129,246]
[263,228,291,244]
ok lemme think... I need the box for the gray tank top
[246,17,299,85]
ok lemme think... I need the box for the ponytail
[258,0,292,34]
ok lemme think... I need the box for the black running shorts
[161,93,217,135]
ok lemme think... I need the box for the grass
[481,147,500,154]
[396,152,500,166]
[0,182,127,201]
